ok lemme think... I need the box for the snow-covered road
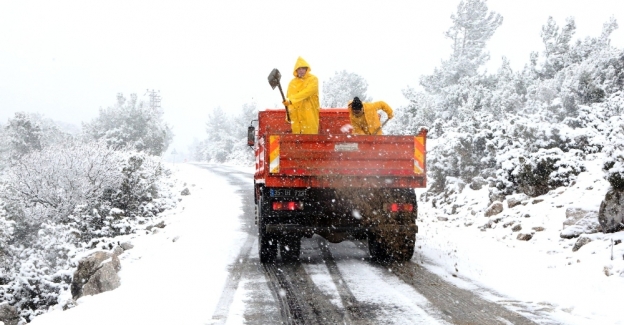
[31,163,624,325]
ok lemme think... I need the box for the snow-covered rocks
[572,237,592,252]
[598,188,624,233]
[507,193,528,208]
[0,303,20,325]
[516,233,533,241]
[560,208,600,239]
[484,201,503,217]
[71,250,123,300]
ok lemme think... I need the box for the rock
[572,237,592,252]
[523,213,531,218]
[511,224,522,232]
[71,251,121,300]
[437,216,448,222]
[564,208,592,227]
[532,227,545,232]
[484,202,504,217]
[507,194,529,209]
[181,188,191,196]
[112,245,124,257]
[0,303,20,325]
[598,188,624,233]
[560,208,600,238]
[469,177,487,190]
[120,241,134,251]
[517,233,533,241]
[532,199,544,204]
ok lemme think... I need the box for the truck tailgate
[267,133,426,177]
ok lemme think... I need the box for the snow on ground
[416,152,624,325]
[31,163,249,325]
[30,161,624,325]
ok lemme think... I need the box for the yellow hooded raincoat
[349,101,394,135]
[286,57,320,134]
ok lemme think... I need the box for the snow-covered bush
[499,147,585,197]
[603,116,624,190]
[0,139,174,321]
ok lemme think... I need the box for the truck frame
[248,108,427,263]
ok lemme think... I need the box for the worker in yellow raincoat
[282,57,320,134]
[347,97,394,135]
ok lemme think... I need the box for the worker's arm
[372,101,394,119]
[288,75,319,104]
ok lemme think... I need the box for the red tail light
[272,201,304,211]
[384,203,414,212]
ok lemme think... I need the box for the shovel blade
[268,68,281,90]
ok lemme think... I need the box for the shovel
[267,68,291,123]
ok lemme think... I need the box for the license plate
[270,189,307,198]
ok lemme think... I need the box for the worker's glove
[282,99,291,107]
[340,124,353,134]
[388,114,394,119]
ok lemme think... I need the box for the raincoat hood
[292,56,312,77]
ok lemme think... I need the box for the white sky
[1,0,623,156]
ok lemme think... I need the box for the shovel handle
[371,118,391,135]
[277,83,291,123]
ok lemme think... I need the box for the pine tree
[5,112,43,162]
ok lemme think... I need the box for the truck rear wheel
[368,229,415,263]
[258,191,277,263]
[280,236,301,262]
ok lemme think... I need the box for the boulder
[0,303,20,325]
[484,202,504,217]
[572,237,592,252]
[511,224,522,232]
[517,233,533,241]
[181,188,191,196]
[560,208,600,239]
[120,241,134,251]
[598,188,624,233]
[71,251,121,300]
[506,194,529,209]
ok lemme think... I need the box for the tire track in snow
[315,237,371,325]
[210,234,256,324]
[384,261,544,325]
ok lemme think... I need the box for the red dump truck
[247,108,427,263]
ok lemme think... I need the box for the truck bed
[254,109,426,188]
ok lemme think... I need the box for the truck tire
[280,236,301,262]
[258,191,277,263]
[368,188,417,263]
[368,233,390,262]
[368,229,415,263]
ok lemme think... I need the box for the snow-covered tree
[4,112,43,162]
[202,106,232,162]
[83,93,173,156]
[421,0,502,94]
[322,70,372,108]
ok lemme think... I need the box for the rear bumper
[265,224,418,236]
